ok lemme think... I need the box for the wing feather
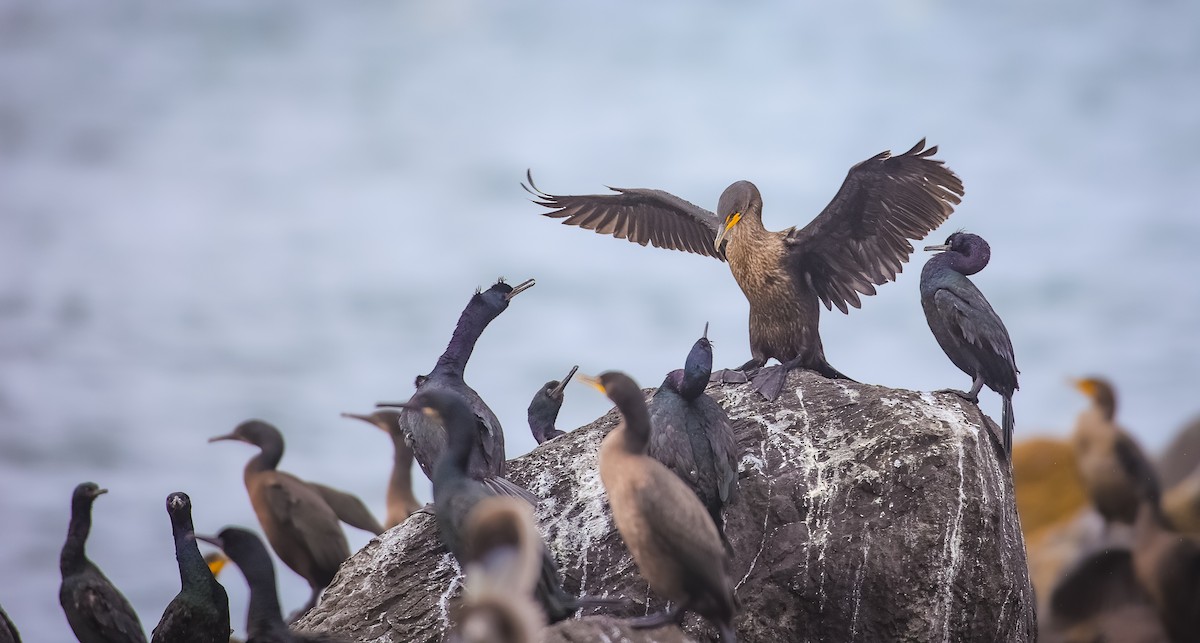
[525,171,726,260]
[786,140,964,313]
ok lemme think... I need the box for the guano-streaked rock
[298,371,1035,642]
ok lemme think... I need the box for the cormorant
[1131,501,1200,643]
[526,141,963,400]
[646,324,738,548]
[528,365,578,444]
[582,371,738,641]
[1071,377,1159,528]
[0,602,21,643]
[920,231,1019,458]
[395,389,605,624]
[209,420,381,618]
[151,493,230,643]
[448,496,546,643]
[194,528,347,643]
[341,410,422,528]
[378,278,535,500]
[59,482,148,643]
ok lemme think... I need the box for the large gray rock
[298,371,1035,642]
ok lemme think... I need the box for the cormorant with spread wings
[525,140,964,399]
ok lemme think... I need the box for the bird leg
[936,376,984,404]
[626,602,689,629]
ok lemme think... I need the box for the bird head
[713,181,761,252]
[208,419,281,447]
[471,278,535,316]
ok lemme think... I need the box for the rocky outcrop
[298,371,1035,642]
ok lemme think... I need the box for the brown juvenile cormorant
[0,602,20,643]
[528,365,578,444]
[448,496,547,643]
[378,278,535,500]
[526,141,963,400]
[59,482,148,643]
[151,493,230,643]
[1071,377,1159,529]
[920,231,1019,458]
[395,389,608,624]
[209,420,381,618]
[582,371,738,641]
[647,325,738,549]
[194,528,347,643]
[341,410,422,529]
[1131,500,1200,643]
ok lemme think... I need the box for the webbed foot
[935,388,979,404]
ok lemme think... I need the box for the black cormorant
[59,482,148,643]
[448,496,546,643]
[395,389,602,624]
[151,492,230,643]
[1071,377,1159,528]
[526,141,963,400]
[528,365,578,444]
[194,528,347,643]
[341,410,422,528]
[646,325,738,548]
[209,420,381,618]
[582,371,738,641]
[378,278,535,500]
[920,231,1019,457]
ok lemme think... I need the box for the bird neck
[727,208,769,247]
[245,439,283,476]
[612,393,652,454]
[170,510,212,591]
[434,302,500,377]
[388,435,419,517]
[433,407,477,489]
[680,342,712,400]
[60,498,94,575]
[240,551,288,638]
[527,399,560,444]
[1093,392,1117,421]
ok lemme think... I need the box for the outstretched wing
[786,140,964,313]
[524,170,726,260]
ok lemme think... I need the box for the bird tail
[1002,396,1014,460]
[482,475,540,506]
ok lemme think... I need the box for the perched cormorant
[582,371,738,641]
[1071,377,1159,528]
[526,141,963,400]
[395,389,602,624]
[59,482,148,643]
[448,496,547,643]
[378,278,535,500]
[527,365,578,444]
[209,420,381,618]
[0,602,21,643]
[194,528,347,643]
[341,410,422,528]
[151,492,230,643]
[920,231,1019,458]
[647,325,738,548]
[1132,501,1200,643]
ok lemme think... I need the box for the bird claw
[935,388,979,404]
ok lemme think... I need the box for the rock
[298,371,1035,642]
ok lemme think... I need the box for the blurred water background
[1,0,1198,639]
